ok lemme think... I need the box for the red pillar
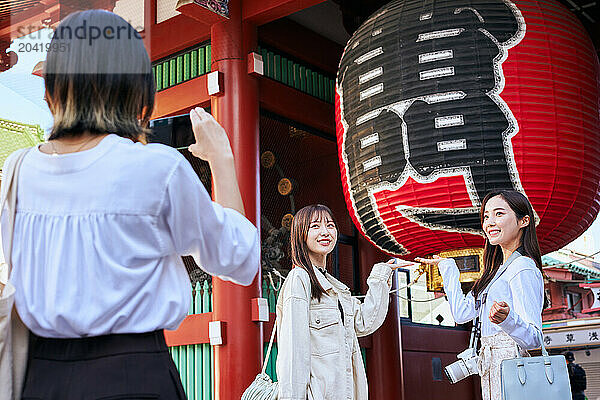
[359,236,403,400]
[210,1,262,398]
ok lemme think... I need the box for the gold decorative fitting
[281,213,294,229]
[425,248,484,292]
[278,178,293,196]
[260,151,275,169]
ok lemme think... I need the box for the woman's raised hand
[489,301,510,324]
[187,107,244,215]
[188,107,233,163]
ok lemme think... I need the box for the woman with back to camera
[417,190,545,400]
[276,204,413,400]
[0,10,259,399]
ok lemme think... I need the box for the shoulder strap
[262,318,278,375]
[260,267,313,374]
[476,249,524,312]
[260,270,290,375]
[0,148,31,282]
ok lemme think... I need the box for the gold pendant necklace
[49,136,99,156]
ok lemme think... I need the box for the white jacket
[438,256,544,349]
[276,263,393,400]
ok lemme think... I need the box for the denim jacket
[275,263,393,400]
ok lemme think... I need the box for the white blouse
[438,255,544,350]
[1,134,259,338]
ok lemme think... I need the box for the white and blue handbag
[501,332,571,399]
[241,318,278,400]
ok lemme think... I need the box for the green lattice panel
[153,42,211,92]
[257,45,335,104]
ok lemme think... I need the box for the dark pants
[573,393,585,400]
[21,330,187,400]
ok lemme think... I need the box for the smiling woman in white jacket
[417,190,546,400]
[275,204,411,400]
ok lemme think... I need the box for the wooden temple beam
[152,73,335,139]
[243,0,326,26]
[175,0,229,26]
[164,312,212,346]
[259,76,335,136]
[0,2,57,38]
[1,0,118,38]
[152,74,211,119]
[258,19,343,76]
[148,16,210,61]
[142,0,154,57]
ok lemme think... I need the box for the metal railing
[169,280,213,400]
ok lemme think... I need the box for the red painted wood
[263,313,276,342]
[243,0,326,26]
[259,77,335,135]
[0,0,116,38]
[401,324,470,353]
[581,307,600,314]
[151,75,210,119]
[258,19,343,75]
[580,283,600,288]
[210,1,262,398]
[358,235,403,400]
[164,312,213,346]
[544,306,571,321]
[0,1,56,36]
[357,336,372,349]
[401,324,481,400]
[176,0,229,25]
[149,15,210,61]
[142,0,154,55]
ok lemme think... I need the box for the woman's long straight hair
[290,204,338,301]
[471,190,545,306]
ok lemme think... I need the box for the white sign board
[543,327,600,348]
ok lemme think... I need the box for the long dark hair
[471,190,545,305]
[290,204,338,301]
[44,10,154,142]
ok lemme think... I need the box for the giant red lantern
[335,0,600,257]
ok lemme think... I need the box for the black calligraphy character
[337,0,525,252]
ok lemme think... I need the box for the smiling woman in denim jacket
[275,204,412,400]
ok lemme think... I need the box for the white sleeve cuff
[497,307,518,334]
[369,263,393,283]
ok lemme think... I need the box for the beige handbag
[0,148,31,400]
[241,318,279,400]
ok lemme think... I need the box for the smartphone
[148,113,196,148]
[149,113,212,194]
